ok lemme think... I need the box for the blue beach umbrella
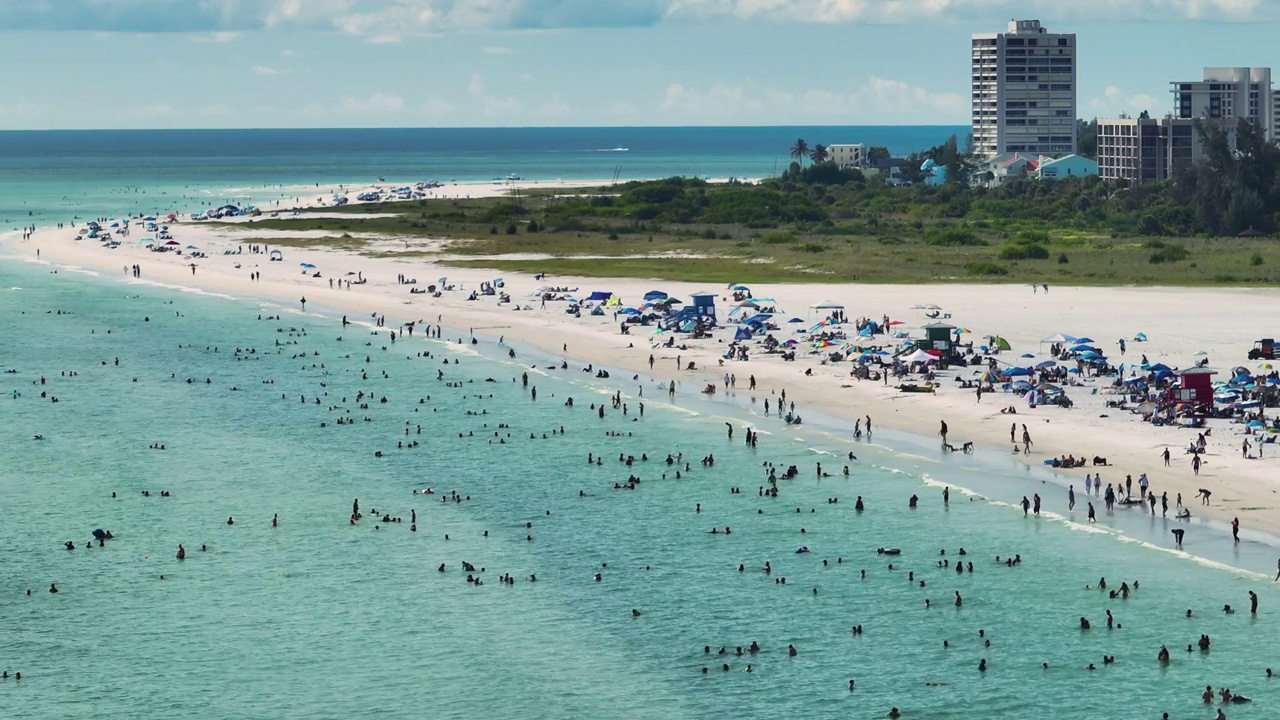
[1036,360,1057,369]
[1020,353,1036,359]
[300,263,316,269]
[1074,337,1095,344]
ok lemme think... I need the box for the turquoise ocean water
[2,257,1279,719]
[0,126,965,227]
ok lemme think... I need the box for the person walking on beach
[1010,423,1016,444]
[300,296,306,311]
[1068,485,1075,511]
[1021,496,1030,516]
[1033,493,1041,515]
[939,421,948,445]
[1192,454,1202,476]
[1162,448,1170,467]
[1087,502,1096,523]
[1243,439,1252,458]
[1021,425,1032,453]
[1232,517,1240,543]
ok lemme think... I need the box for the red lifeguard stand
[1175,367,1216,412]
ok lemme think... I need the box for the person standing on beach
[1162,448,1170,467]
[1032,493,1041,515]
[1232,517,1240,543]
[1087,502,1096,523]
[939,421,948,445]
[1192,454,1202,476]
[866,416,872,437]
[1243,439,1252,458]
[1021,426,1032,453]
[1010,423,1016,444]
[300,297,306,311]
[1068,485,1075,511]
[1250,590,1258,614]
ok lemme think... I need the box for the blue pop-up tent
[734,326,753,341]
[587,291,612,302]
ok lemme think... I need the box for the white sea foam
[1111,535,1270,578]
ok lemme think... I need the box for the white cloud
[467,73,521,116]
[252,65,280,76]
[423,97,457,116]
[482,46,516,55]
[667,0,1266,22]
[340,92,406,114]
[1089,86,1159,117]
[190,31,241,42]
[536,93,573,117]
[0,0,1264,40]
[658,76,964,123]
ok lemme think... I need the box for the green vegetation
[220,122,1280,285]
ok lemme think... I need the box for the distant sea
[0,126,966,226]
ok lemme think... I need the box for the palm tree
[809,144,829,164]
[790,138,810,168]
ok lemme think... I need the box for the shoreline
[6,191,1280,548]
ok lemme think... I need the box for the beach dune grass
[214,182,1280,286]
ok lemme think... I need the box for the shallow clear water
[1,258,1277,719]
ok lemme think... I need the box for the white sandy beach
[6,188,1280,540]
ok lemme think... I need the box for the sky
[0,0,1278,129]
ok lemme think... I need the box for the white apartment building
[1274,89,1280,136]
[1096,116,1199,183]
[971,19,1077,159]
[827,144,865,169]
[1172,67,1274,140]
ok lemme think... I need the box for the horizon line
[0,124,973,133]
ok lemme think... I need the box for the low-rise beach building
[1035,154,1097,180]
[827,144,866,169]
